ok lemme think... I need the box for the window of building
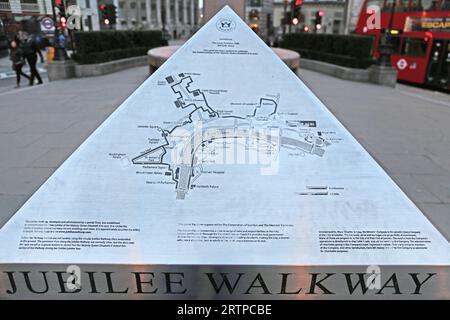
[332,20,341,34]
[86,16,92,31]
[401,37,428,57]
[119,1,125,9]
[86,0,90,9]
[130,2,136,9]
[141,2,146,10]
[248,0,262,6]
[249,9,259,22]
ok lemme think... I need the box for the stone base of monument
[48,56,149,81]
[47,60,76,82]
[299,58,398,87]
[1,264,448,299]
[369,65,398,88]
[75,56,148,78]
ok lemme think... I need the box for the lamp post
[51,0,66,61]
[378,0,396,66]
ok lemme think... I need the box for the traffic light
[106,4,117,25]
[314,10,324,31]
[100,3,117,26]
[99,4,109,25]
[60,16,67,29]
[55,0,67,29]
[291,0,303,25]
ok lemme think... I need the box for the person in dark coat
[9,40,30,88]
[21,33,44,85]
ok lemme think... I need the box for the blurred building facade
[112,0,200,39]
[272,0,364,35]
[245,0,274,40]
[75,0,101,31]
[0,0,101,37]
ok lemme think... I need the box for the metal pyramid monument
[0,7,449,299]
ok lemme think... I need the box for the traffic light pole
[51,0,66,61]
[378,0,396,66]
[288,2,294,33]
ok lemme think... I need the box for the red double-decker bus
[355,0,450,90]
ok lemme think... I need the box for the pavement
[0,66,449,242]
[0,55,47,91]
[0,66,148,227]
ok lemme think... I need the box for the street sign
[397,58,408,70]
[40,17,55,33]
[0,6,449,299]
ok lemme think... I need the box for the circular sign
[396,58,408,70]
[216,18,236,33]
[41,17,55,31]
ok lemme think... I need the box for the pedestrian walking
[21,33,44,86]
[9,40,30,88]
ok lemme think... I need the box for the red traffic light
[100,5,106,10]
[295,0,303,5]
[318,10,324,17]
[60,16,67,28]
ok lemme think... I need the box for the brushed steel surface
[0,7,448,299]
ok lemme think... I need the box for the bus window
[401,38,428,57]
[441,0,450,10]
[395,0,408,12]
[366,0,384,7]
[417,0,440,11]
[391,36,402,53]
[409,0,423,11]
[380,35,402,53]
[382,0,394,12]
[426,0,440,10]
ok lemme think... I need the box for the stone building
[273,0,359,36]
[245,0,274,41]
[112,0,200,39]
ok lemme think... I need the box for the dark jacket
[22,38,43,61]
[9,47,25,67]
